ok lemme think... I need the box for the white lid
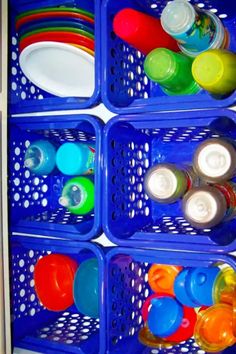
[196,143,232,178]
[161,0,195,35]
[184,190,218,224]
[146,167,178,200]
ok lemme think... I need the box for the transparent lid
[194,139,236,182]
[161,0,195,35]
[182,187,227,228]
[145,166,178,200]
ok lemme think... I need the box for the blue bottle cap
[56,142,87,175]
[148,297,183,337]
[186,267,221,306]
[174,268,200,308]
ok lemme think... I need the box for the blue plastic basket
[103,108,236,253]
[9,114,103,240]
[106,247,236,354]
[11,236,105,354]
[101,0,236,114]
[9,0,100,114]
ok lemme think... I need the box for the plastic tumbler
[56,142,95,175]
[161,0,226,57]
[59,176,94,215]
[73,258,99,318]
[113,8,179,55]
[24,139,56,175]
[192,50,236,96]
[144,48,200,95]
[148,264,183,296]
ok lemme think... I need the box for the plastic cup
[141,293,174,322]
[144,48,200,95]
[161,0,226,57]
[59,176,94,215]
[113,8,179,55]
[166,306,197,343]
[73,258,99,318]
[194,304,236,352]
[174,268,200,308]
[148,264,183,296]
[214,267,236,304]
[192,49,236,96]
[138,323,175,349]
[56,142,95,175]
[34,254,78,311]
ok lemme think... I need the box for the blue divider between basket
[9,0,101,114]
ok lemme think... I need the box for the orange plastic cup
[194,303,236,352]
[148,264,183,295]
[34,254,78,311]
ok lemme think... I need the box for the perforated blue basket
[101,0,236,113]
[106,247,236,354]
[9,0,100,114]
[103,109,236,253]
[9,114,103,240]
[11,236,105,354]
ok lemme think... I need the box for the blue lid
[174,268,199,308]
[56,142,87,175]
[186,267,220,306]
[148,297,183,337]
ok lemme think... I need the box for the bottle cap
[141,293,174,322]
[56,142,86,175]
[193,139,236,182]
[73,258,99,318]
[186,267,220,306]
[194,304,236,352]
[34,254,78,311]
[148,264,183,295]
[161,0,195,35]
[144,164,187,203]
[144,49,200,96]
[148,297,183,337]
[192,50,236,95]
[174,268,200,307]
[182,186,227,229]
[138,323,175,349]
[166,306,197,343]
[61,177,94,215]
[214,267,236,304]
[113,8,179,55]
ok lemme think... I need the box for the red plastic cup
[34,254,78,311]
[113,8,179,55]
[166,306,197,343]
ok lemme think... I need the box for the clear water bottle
[24,140,56,175]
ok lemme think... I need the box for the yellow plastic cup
[213,267,236,304]
[192,49,236,96]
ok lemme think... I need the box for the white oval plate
[19,41,95,97]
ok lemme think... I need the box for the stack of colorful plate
[16,7,95,97]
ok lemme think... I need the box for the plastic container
[59,177,95,215]
[103,109,236,252]
[9,114,103,240]
[101,0,236,113]
[11,236,105,354]
[144,48,200,96]
[106,247,236,353]
[24,139,56,175]
[193,138,236,182]
[56,142,95,175]
[9,0,101,114]
[144,164,197,204]
[161,0,226,56]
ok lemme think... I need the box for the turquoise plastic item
[24,140,56,175]
[73,258,99,318]
[148,296,183,337]
[56,142,95,175]
[186,267,221,306]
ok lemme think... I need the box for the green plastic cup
[144,48,200,95]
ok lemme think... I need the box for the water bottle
[24,140,56,175]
